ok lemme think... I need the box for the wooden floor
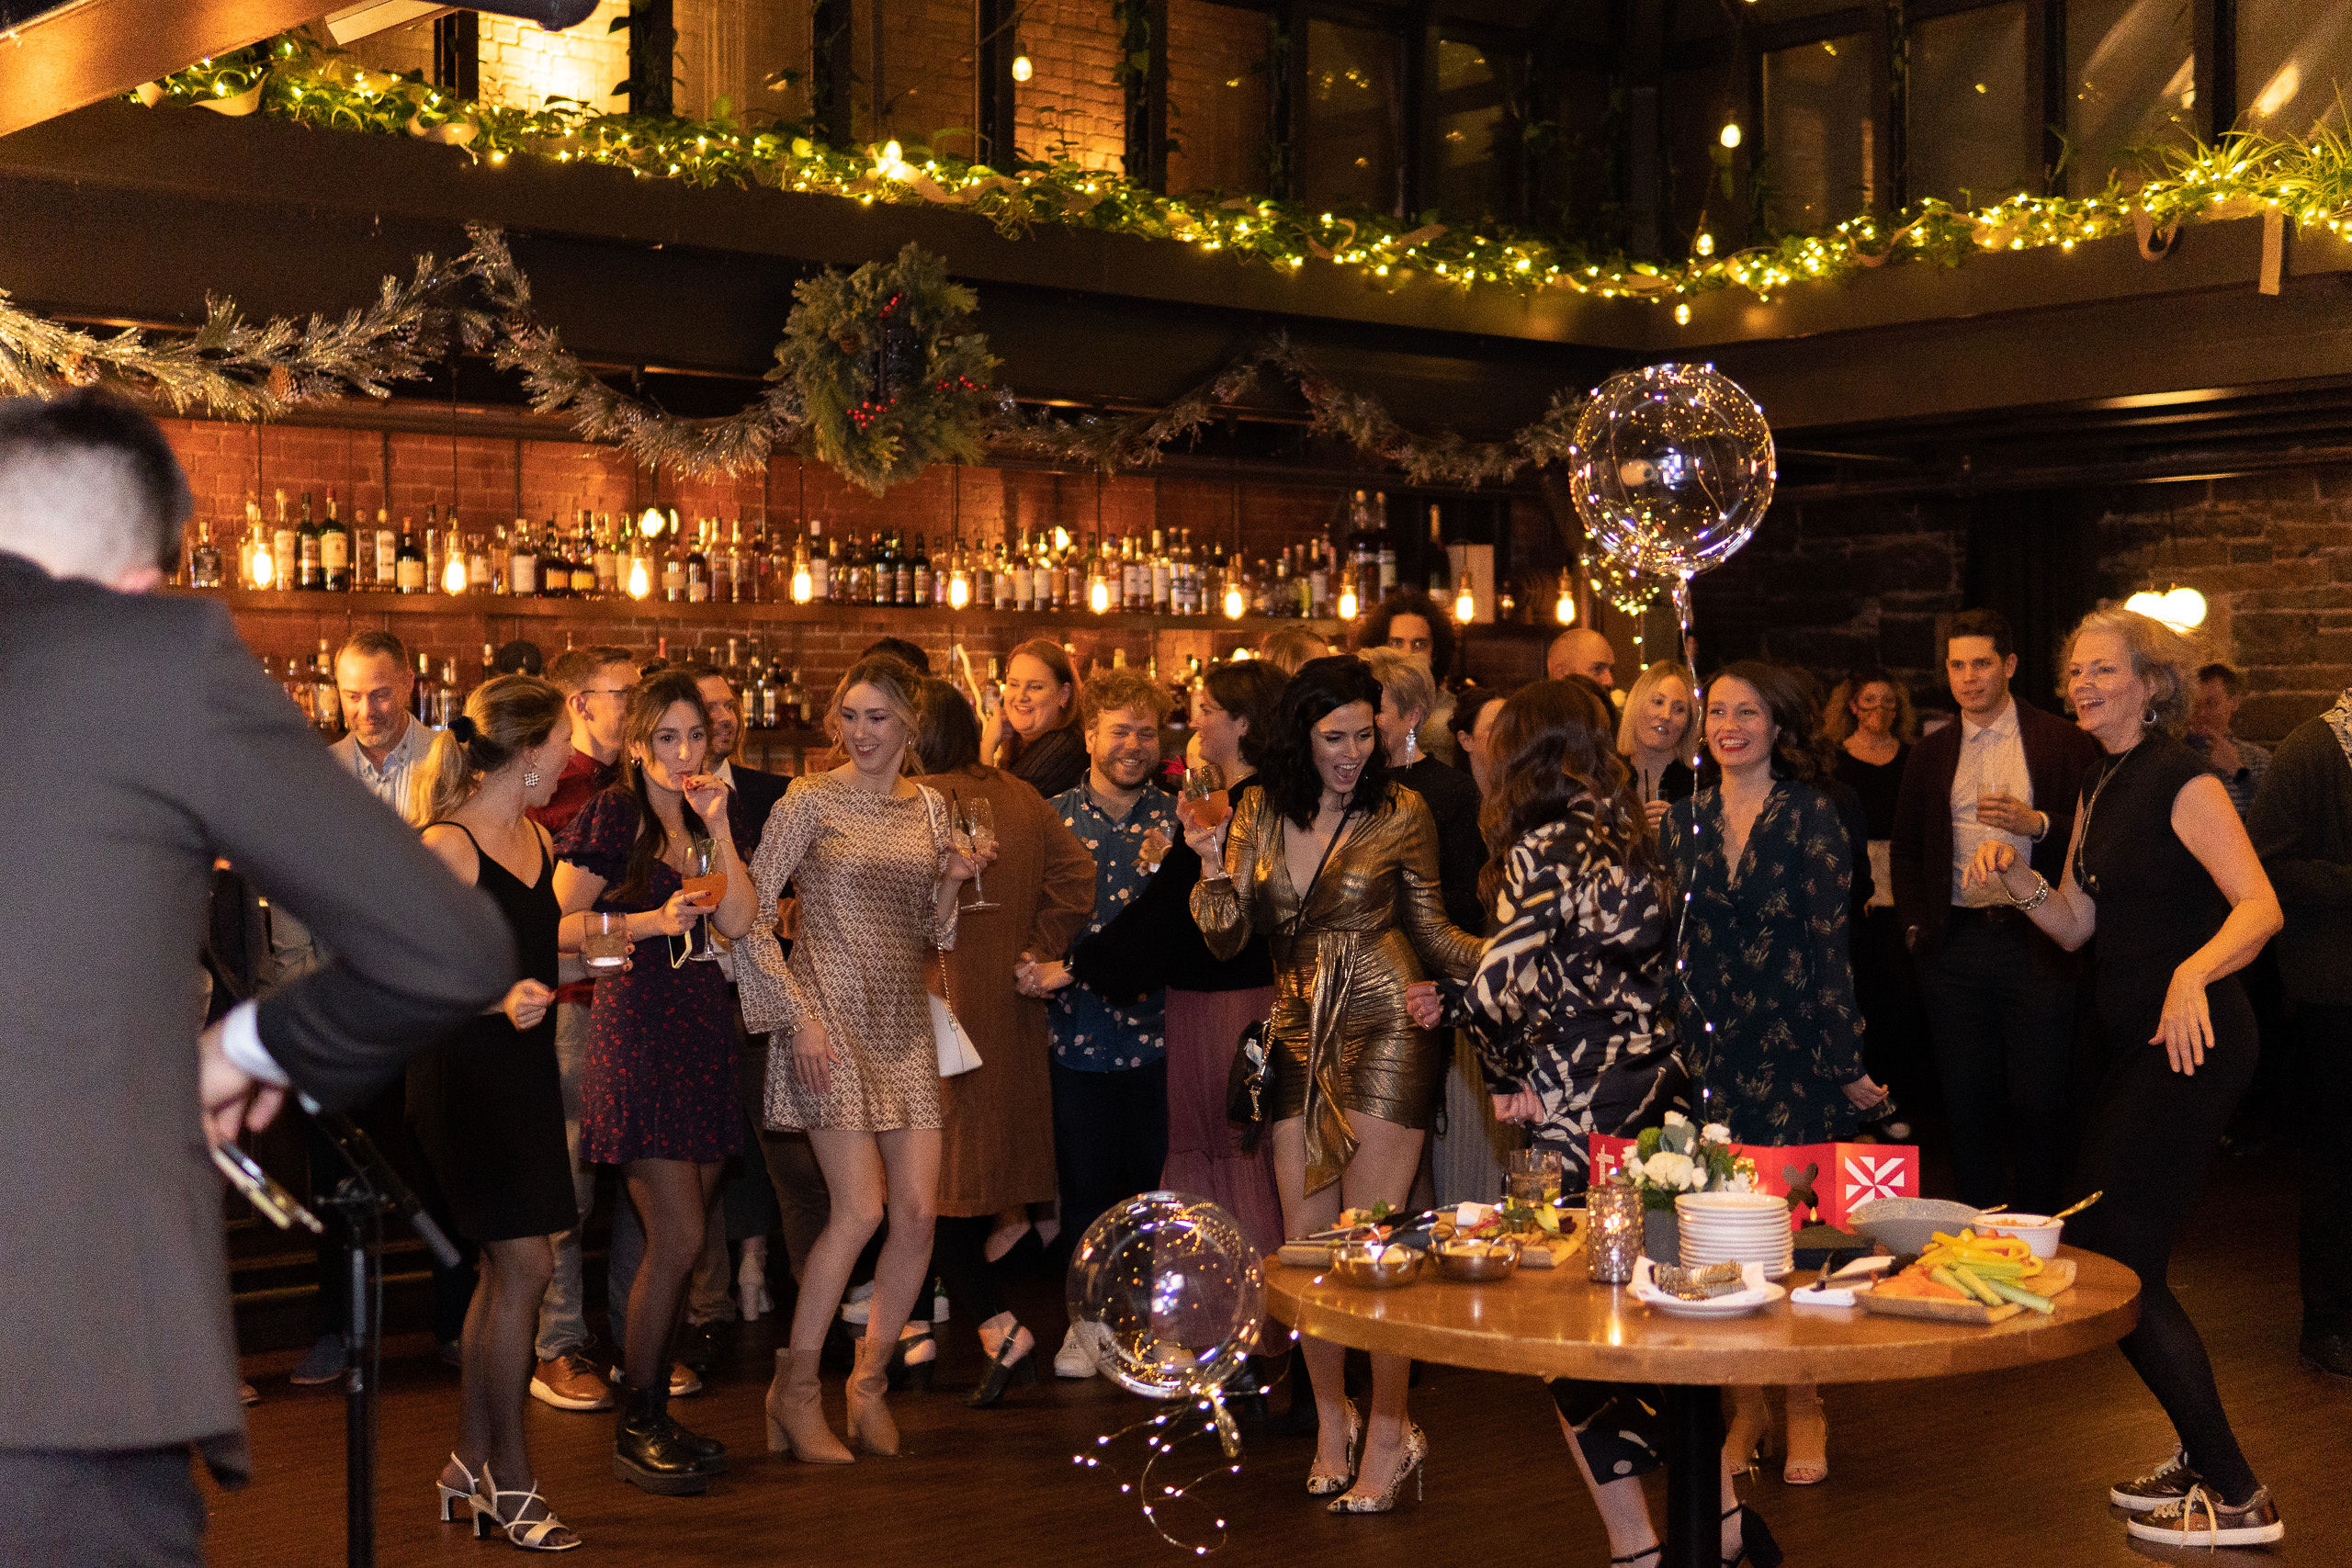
[209,1149,2347,1567]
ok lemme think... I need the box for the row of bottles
[185,487,1414,623]
[273,637,484,736]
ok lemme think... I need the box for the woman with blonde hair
[1615,661,1701,833]
[980,637,1086,796]
[737,655,994,1462]
[409,675,588,1549]
[1965,607,2285,1548]
[554,670,756,1495]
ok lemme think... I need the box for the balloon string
[1070,1372,1268,1556]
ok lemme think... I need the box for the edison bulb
[638,506,665,539]
[1088,574,1111,615]
[1222,581,1246,620]
[948,571,971,611]
[790,564,812,604]
[250,547,274,589]
[1555,586,1577,626]
[1011,54,1033,82]
[1719,122,1742,149]
[1337,585,1359,621]
[627,557,651,600]
[442,554,468,595]
[1453,583,1476,624]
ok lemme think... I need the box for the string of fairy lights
[145,35,2352,316]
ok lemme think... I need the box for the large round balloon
[1567,362,1775,586]
[1067,1191,1267,1404]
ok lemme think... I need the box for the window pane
[1762,33,1874,231]
[1906,4,2034,207]
[1432,39,1519,221]
[1303,19,1400,212]
[673,0,820,124]
[2238,0,2352,137]
[2065,0,2194,194]
[1167,0,1272,195]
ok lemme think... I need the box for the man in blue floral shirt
[1028,667,1177,1377]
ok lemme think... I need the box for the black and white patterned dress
[1434,798,1683,1188]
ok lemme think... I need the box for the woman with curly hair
[1965,608,2285,1548]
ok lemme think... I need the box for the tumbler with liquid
[581,910,629,971]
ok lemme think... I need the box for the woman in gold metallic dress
[1187,657,1480,1514]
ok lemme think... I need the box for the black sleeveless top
[439,822,560,988]
[2074,732,2233,982]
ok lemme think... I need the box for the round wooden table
[1267,1245,2139,1568]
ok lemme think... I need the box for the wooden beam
[0,0,336,140]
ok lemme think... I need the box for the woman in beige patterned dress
[737,656,992,1463]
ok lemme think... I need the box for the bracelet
[2007,873,2052,912]
[2029,810,2050,843]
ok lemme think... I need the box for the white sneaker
[839,1280,876,1327]
[1053,1324,1099,1379]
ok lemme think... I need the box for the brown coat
[918,765,1097,1216]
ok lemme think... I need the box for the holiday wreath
[785,243,1000,494]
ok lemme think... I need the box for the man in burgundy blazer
[1891,608,2101,1214]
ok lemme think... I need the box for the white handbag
[922,787,983,1077]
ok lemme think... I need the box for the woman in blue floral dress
[1660,660,1887,1492]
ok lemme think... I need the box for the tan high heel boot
[764,1348,853,1464]
[845,1336,900,1456]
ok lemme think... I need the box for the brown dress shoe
[529,1353,614,1412]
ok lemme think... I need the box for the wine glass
[1179,763,1232,839]
[960,796,999,911]
[684,836,722,961]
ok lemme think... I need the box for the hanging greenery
[142,33,2352,314]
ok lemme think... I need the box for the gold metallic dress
[1192,783,1481,1194]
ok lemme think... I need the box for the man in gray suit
[0,391,514,1565]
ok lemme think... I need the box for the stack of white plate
[1676,1192,1796,1279]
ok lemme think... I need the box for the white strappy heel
[435,1453,481,1524]
[473,1463,583,1552]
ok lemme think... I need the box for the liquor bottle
[1374,491,1397,596]
[786,666,809,728]
[436,659,460,728]
[593,513,618,598]
[311,640,338,736]
[412,653,436,722]
[660,520,687,603]
[685,519,711,603]
[294,491,322,591]
[394,521,425,594]
[373,510,398,590]
[467,519,493,593]
[843,533,870,604]
[509,519,537,599]
[1151,529,1173,615]
[910,532,933,607]
[319,492,350,592]
[187,516,223,589]
[269,490,297,592]
[350,498,375,589]
[568,523,596,597]
[481,641,497,686]
[728,519,752,604]
[893,531,917,606]
[804,520,828,602]
[422,504,444,594]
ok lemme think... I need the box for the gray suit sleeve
[187,609,514,1109]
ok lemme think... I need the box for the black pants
[0,1446,205,1568]
[2071,971,2259,1504]
[2296,1002,2352,1338]
[1917,912,2078,1213]
[1853,908,1931,1112]
[1050,1058,1169,1258]
[932,1214,1009,1326]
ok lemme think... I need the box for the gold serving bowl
[1329,1243,1428,1290]
[1433,1239,1521,1282]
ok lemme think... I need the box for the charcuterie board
[1853,1257,2076,1325]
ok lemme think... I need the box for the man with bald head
[1547,627,1618,688]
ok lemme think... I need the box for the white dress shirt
[1950,697,2034,907]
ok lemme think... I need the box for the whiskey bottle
[319,492,350,592]
[269,490,297,592]
[187,516,223,589]
[394,522,425,594]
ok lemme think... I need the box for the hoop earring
[2143,706,2158,728]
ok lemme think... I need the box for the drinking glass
[960,796,999,911]
[581,910,628,971]
[1507,1147,1565,1207]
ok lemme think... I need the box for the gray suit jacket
[0,553,513,1464]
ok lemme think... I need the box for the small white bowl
[1975,1214,2064,1259]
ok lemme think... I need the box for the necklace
[2071,739,2144,897]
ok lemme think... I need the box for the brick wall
[477,4,631,113]
[2093,472,2352,743]
[1012,0,1126,169]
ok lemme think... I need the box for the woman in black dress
[1823,668,1925,1132]
[1967,607,2286,1549]
[553,671,757,1495]
[409,675,587,1551]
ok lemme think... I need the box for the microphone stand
[302,1094,462,1568]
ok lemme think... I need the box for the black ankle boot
[619,1374,729,1473]
[614,1382,719,1495]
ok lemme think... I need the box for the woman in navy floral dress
[554,670,755,1495]
[1660,660,1886,1493]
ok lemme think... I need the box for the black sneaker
[2109,1450,2199,1512]
[2126,1484,2285,1547]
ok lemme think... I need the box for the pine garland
[143,33,2352,311]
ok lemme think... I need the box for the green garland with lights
[144,33,2352,313]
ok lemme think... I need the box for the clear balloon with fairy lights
[1567,361,1775,632]
[1068,1191,1267,1453]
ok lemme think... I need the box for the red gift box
[1590,1134,1920,1230]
